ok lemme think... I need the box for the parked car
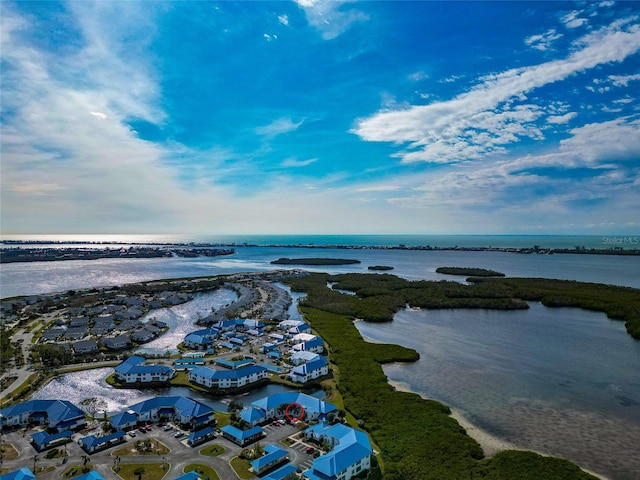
[138,427,146,433]
[174,431,184,438]
[128,430,137,437]
[305,447,315,454]
[163,425,173,431]
[145,424,152,431]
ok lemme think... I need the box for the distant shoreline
[1,240,639,259]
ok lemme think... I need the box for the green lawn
[199,444,225,457]
[184,464,220,480]
[229,457,254,480]
[112,462,167,480]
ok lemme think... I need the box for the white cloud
[90,111,108,120]
[547,112,577,124]
[294,0,368,40]
[525,28,563,51]
[278,14,289,26]
[354,17,640,164]
[608,73,640,87]
[256,117,305,137]
[561,10,588,29]
[281,157,317,168]
[356,185,401,192]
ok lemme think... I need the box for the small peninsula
[436,266,505,277]
[270,257,361,265]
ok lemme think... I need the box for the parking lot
[0,418,323,480]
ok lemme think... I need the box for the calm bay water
[356,305,640,479]
[29,367,320,414]
[2,245,639,299]
[3,236,640,479]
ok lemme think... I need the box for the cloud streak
[354,17,640,164]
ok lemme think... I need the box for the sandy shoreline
[386,380,608,479]
[386,378,517,456]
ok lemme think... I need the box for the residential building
[189,365,268,389]
[247,392,337,423]
[302,423,373,480]
[73,339,99,355]
[288,356,329,383]
[0,400,86,431]
[114,356,174,384]
[103,334,132,350]
[79,431,127,453]
[109,396,214,431]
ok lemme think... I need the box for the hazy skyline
[1,1,639,235]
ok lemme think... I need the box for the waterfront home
[302,423,373,480]
[220,424,263,446]
[114,356,175,384]
[131,327,156,343]
[173,358,206,371]
[248,392,337,423]
[239,406,266,427]
[183,332,213,350]
[278,320,310,335]
[288,355,329,383]
[291,334,325,354]
[249,444,289,475]
[189,364,268,389]
[79,431,127,453]
[289,351,320,366]
[103,334,132,350]
[110,396,214,431]
[0,400,86,431]
[73,339,99,355]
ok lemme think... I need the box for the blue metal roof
[80,431,126,449]
[250,444,288,469]
[0,468,36,480]
[110,411,137,428]
[186,426,215,442]
[251,393,337,416]
[220,424,263,440]
[171,472,200,480]
[31,430,72,448]
[263,464,299,480]
[191,364,266,380]
[74,471,106,480]
[240,406,265,424]
[0,400,84,428]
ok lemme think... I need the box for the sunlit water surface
[356,303,640,480]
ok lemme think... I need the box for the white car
[163,425,173,431]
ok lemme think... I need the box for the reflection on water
[356,303,640,480]
[30,367,320,414]
[136,289,238,355]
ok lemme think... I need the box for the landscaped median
[111,463,167,480]
[184,464,219,480]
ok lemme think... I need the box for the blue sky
[1,1,639,235]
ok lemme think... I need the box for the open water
[3,235,640,479]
